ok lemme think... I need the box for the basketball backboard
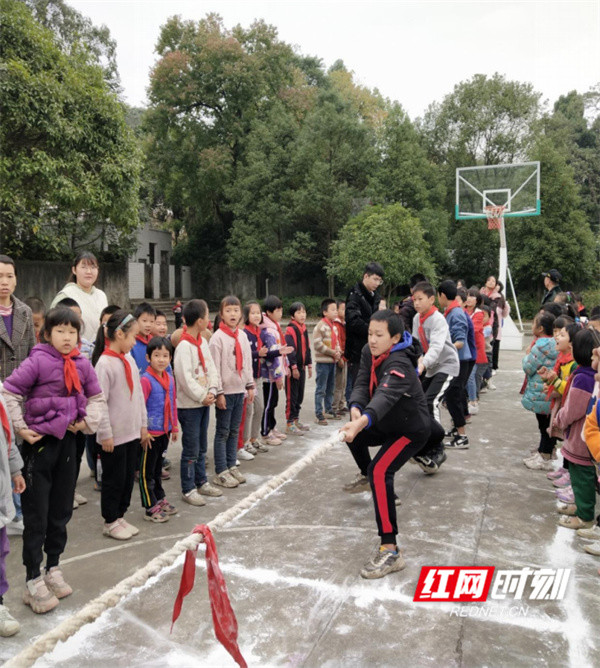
[455,162,540,220]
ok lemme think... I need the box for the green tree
[369,103,449,270]
[0,0,141,259]
[291,88,377,294]
[328,204,436,299]
[144,14,314,267]
[24,0,120,91]
[421,73,541,168]
[226,103,315,293]
[542,89,600,235]
[508,136,598,292]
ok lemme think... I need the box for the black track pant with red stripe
[346,427,429,544]
[286,369,306,424]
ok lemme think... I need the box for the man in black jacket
[345,262,384,386]
[541,269,562,305]
[340,310,436,580]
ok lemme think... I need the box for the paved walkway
[2,349,598,666]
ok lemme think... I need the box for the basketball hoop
[485,204,505,230]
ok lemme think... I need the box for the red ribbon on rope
[171,524,247,668]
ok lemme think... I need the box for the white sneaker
[74,492,87,505]
[583,540,600,556]
[524,453,554,471]
[237,448,255,461]
[182,489,206,506]
[119,518,139,536]
[577,524,600,540]
[198,481,223,497]
[468,401,479,415]
[0,604,20,636]
[44,567,72,599]
[6,518,23,536]
[487,381,497,391]
[212,471,239,488]
[23,577,59,614]
[103,520,131,540]
[228,466,246,484]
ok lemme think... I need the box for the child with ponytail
[94,311,150,540]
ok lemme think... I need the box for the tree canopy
[0,0,140,260]
[2,5,598,298]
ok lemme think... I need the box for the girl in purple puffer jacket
[1,307,105,614]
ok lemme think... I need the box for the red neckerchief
[370,350,391,397]
[418,306,438,353]
[293,320,307,362]
[219,323,243,376]
[321,317,338,350]
[136,334,151,346]
[444,300,461,317]
[61,348,82,395]
[547,351,575,402]
[181,325,206,372]
[147,367,176,433]
[0,402,11,452]
[244,325,261,376]
[102,348,134,396]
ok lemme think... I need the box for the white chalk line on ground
[5,432,344,668]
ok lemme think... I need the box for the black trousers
[348,361,361,385]
[74,431,86,482]
[21,433,77,580]
[139,434,168,510]
[100,439,139,524]
[347,427,429,544]
[535,413,557,455]
[285,369,306,424]
[444,361,471,429]
[261,381,279,436]
[492,339,501,370]
[421,373,451,424]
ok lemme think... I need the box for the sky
[69,0,600,119]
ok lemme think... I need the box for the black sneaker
[360,547,406,579]
[444,427,458,441]
[413,455,439,475]
[431,448,448,467]
[446,435,469,450]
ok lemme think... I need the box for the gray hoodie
[0,385,23,528]
[412,310,459,378]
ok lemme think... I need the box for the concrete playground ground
[1,348,599,667]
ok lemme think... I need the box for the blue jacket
[445,305,473,362]
[131,338,149,374]
[141,370,177,434]
[521,337,558,414]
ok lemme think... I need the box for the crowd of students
[0,252,598,637]
[520,297,600,547]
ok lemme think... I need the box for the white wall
[181,266,192,299]
[128,262,144,299]
[169,265,175,299]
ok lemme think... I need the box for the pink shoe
[552,472,571,488]
[556,487,575,504]
[547,467,567,480]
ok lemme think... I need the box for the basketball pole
[498,215,523,333]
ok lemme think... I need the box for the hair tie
[115,314,134,331]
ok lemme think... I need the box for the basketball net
[485,204,505,230]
